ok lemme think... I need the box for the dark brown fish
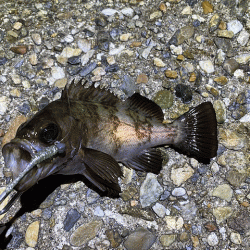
[1,80,217,209]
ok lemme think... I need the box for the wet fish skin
[2,79,218,197]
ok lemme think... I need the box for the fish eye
[39,123,59,144]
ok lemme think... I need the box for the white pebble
[121,7,134,17]
[207,232,219,246]
[172,187,186,197]
[63,34,74,43]
[101,8,117,16]
[240,113,250,123]
[152,203,167,218]
[170,45,182,55]
[0,96,8,115]
[230,232,241,245]
[237,30,250,46]
[94,206,104,217]
[227,20,243,34]
[234,69,244,79]
[51,66,65,80]
[199,60,214,73]
[78,38,91,53]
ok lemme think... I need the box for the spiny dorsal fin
[61,79,119,106]
[126,93,164,122]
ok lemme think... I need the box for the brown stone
[130,41,142,47]
[202,1,214,14]
[219,21,227,30]
[189,72,196,82]
[136,73,148,84]
[159,2,167,13]
[240,201,249,207]
[204,222,217,232]
[165,70,178,79]
[191,236,200,247]
[214,76,228,85]
[177,55,184,61]
[10,45,28,54]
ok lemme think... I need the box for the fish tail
[173,102,218,159]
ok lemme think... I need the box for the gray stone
[63,209,81,232]
[223,59,239,75]
[159,234,176,247]
[172,187,186,197]
[140,173,163,208]
[212,184,233,202]
[124,227,156,250]
[70,220,103,247]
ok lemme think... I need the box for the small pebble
[120,33,131,42]
[13,22,22,30]
[175,84,192,103]
[171,164,194,186]
[164,216,184,230]
[31,33,42,45]
[94,206,104,217]
[121,7,134,17]
[152,203,167,218]
[165,70,178,79]
[227,20,243,34]
[230,232,242,245]
[154,58,166,67]
[70,220,103,247]
[101,8,117,16]
[124,228,156,250]
[63,209,81,232]
[172,187,186,197]
[136,73,148,84]
[217,30,234,38]
[160,234,176,247]
[78,38,91,53]
[25,221,40,247]
[140,173,163,208]
[79,62,97,77]
[10,45,28,54]
[207,232,219,246]
[212,184,233,202]
[237,30,250,46]
[149,11,162,20]
[213,206,233,224]
[199,60,214,73]
[202,1,214,14]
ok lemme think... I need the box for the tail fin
[173,102,218,159]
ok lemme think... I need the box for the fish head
[2,100,81,193]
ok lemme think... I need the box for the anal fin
[123,148,163,175]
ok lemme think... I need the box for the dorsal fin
[61,79,119,106]
[126,93,164,122]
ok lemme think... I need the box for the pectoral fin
[60,147,122,196]
[82,148,123,184]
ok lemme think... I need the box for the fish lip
[2,138,43,192]
[5,138,38,157]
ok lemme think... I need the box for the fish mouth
[2,138,44,192]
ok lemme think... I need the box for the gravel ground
[0,0,250,249]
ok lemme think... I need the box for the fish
[0,79,218,212]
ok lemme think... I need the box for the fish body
[2,80,218,197]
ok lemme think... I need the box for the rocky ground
[0,0,250,249]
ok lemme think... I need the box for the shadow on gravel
[0,174,115,249]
